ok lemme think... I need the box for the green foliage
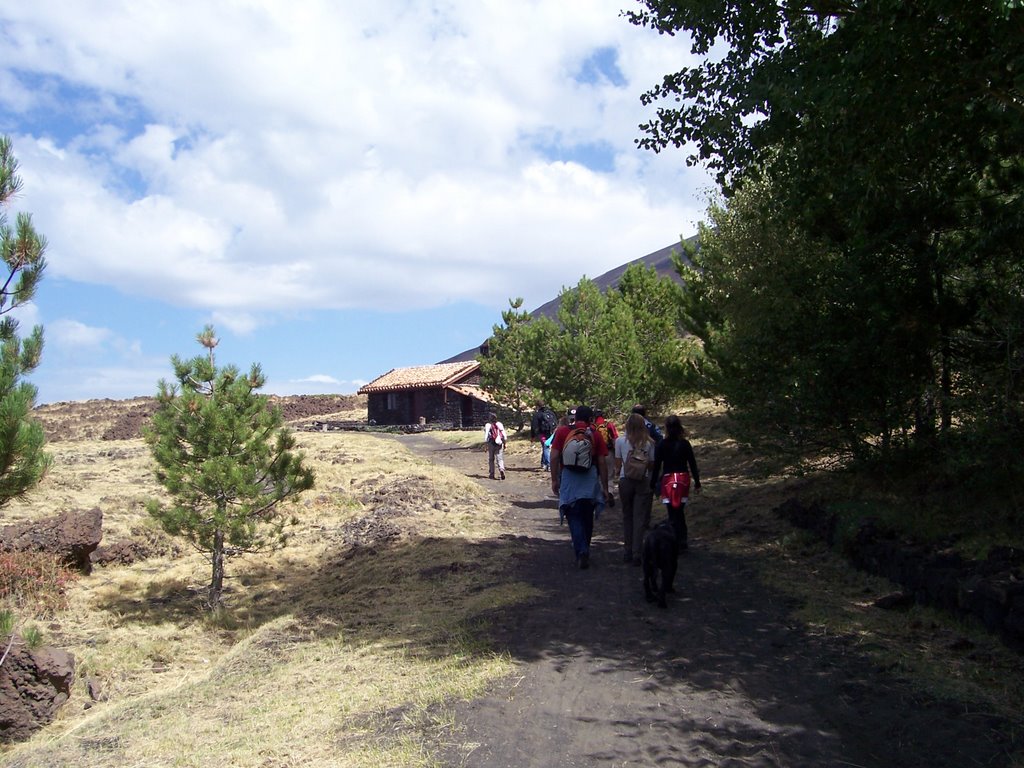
[21,623,42,649]
[628,2,1024,190]
[145,326,315,608]
[480,264,699,418]
[633,2,1024,497]
[477,298,558,428]
[682,180,937,460]
[548,278,618,407]
[0,136,50,508]
[613,261,695,411]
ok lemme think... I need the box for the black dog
[642,521,678,608]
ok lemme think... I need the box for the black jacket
[530,408,556,439]
[651,437,701,490]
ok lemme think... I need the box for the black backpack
[540,408,557,435]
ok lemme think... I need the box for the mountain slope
[440,237,695,363]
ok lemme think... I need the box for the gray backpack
[561,427,594,473]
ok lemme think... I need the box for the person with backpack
[650,414,702,552]
[550,405,610,569]
[614,412,656,565]
[483,412,507,480]
[530,400,558,471]
[593,409,619,507]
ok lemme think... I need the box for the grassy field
[1,422,533,768]
[2,399,1022,765]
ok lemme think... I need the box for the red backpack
[487,423,504,445]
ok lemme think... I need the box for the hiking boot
[579,553,590,570]
[500,470,506,480]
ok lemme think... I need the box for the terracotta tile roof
[448,382,495,403]
[357,361,480,393]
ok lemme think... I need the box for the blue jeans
[562,498,596,559]
[540,439,551,468]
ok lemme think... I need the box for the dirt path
[400,431,1018,768]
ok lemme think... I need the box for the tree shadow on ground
[431,531,1017,768]
[93,429,1022,768]
[510,498,558,511]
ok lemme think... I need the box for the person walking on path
[650,414,701,551]
[483,412,507,480]
[632,404,664,446]
[593,409,619,507]
[530,400,557,471]
[550,404,610,569]
[614,412,656,565]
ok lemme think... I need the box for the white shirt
[614,435,655,479]
[484,421,506,445]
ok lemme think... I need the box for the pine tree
[478,298,558,427]
[0,136,50,508]
[613,263,693,413]
[145,326,315,608]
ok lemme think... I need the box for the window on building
[386,392,399,411]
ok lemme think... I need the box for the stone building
[358,361,494,427]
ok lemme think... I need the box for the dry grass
[1,439,159,540]
[1,424,532,767]
[3,398,1022,765]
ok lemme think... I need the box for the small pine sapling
[145,326,315,609]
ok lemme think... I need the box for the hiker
[650,414,702,552]
[631,404,664,446]
[530,400,558,471]
[550,415,570,523]
[593,409,619,506]
[550,405,610,569]
[483,412,507,480]
[630,404,662,534]
[614,412,656,565]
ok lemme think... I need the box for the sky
[0,1,714,405]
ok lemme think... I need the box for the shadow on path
[400,432,1019,768]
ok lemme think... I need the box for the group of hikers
[483,402,702,570]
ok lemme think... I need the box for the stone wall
[366,389,488,428]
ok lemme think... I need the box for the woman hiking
[650,414,702,552]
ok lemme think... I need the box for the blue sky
[0,1,713,404]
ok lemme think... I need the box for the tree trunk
[209,528,225,609]
[934,262,953,433]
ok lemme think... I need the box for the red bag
[660,472,690,508]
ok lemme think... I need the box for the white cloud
[210,311,261,336]
[48,318,112,349]
[8,301,41,330]
[294,374,341,385]
[264,372,353,397]
[4,1,711,323]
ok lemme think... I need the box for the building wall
[367,387,489,427]
[463,397,491,429]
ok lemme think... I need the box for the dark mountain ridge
[441,237,696,363]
